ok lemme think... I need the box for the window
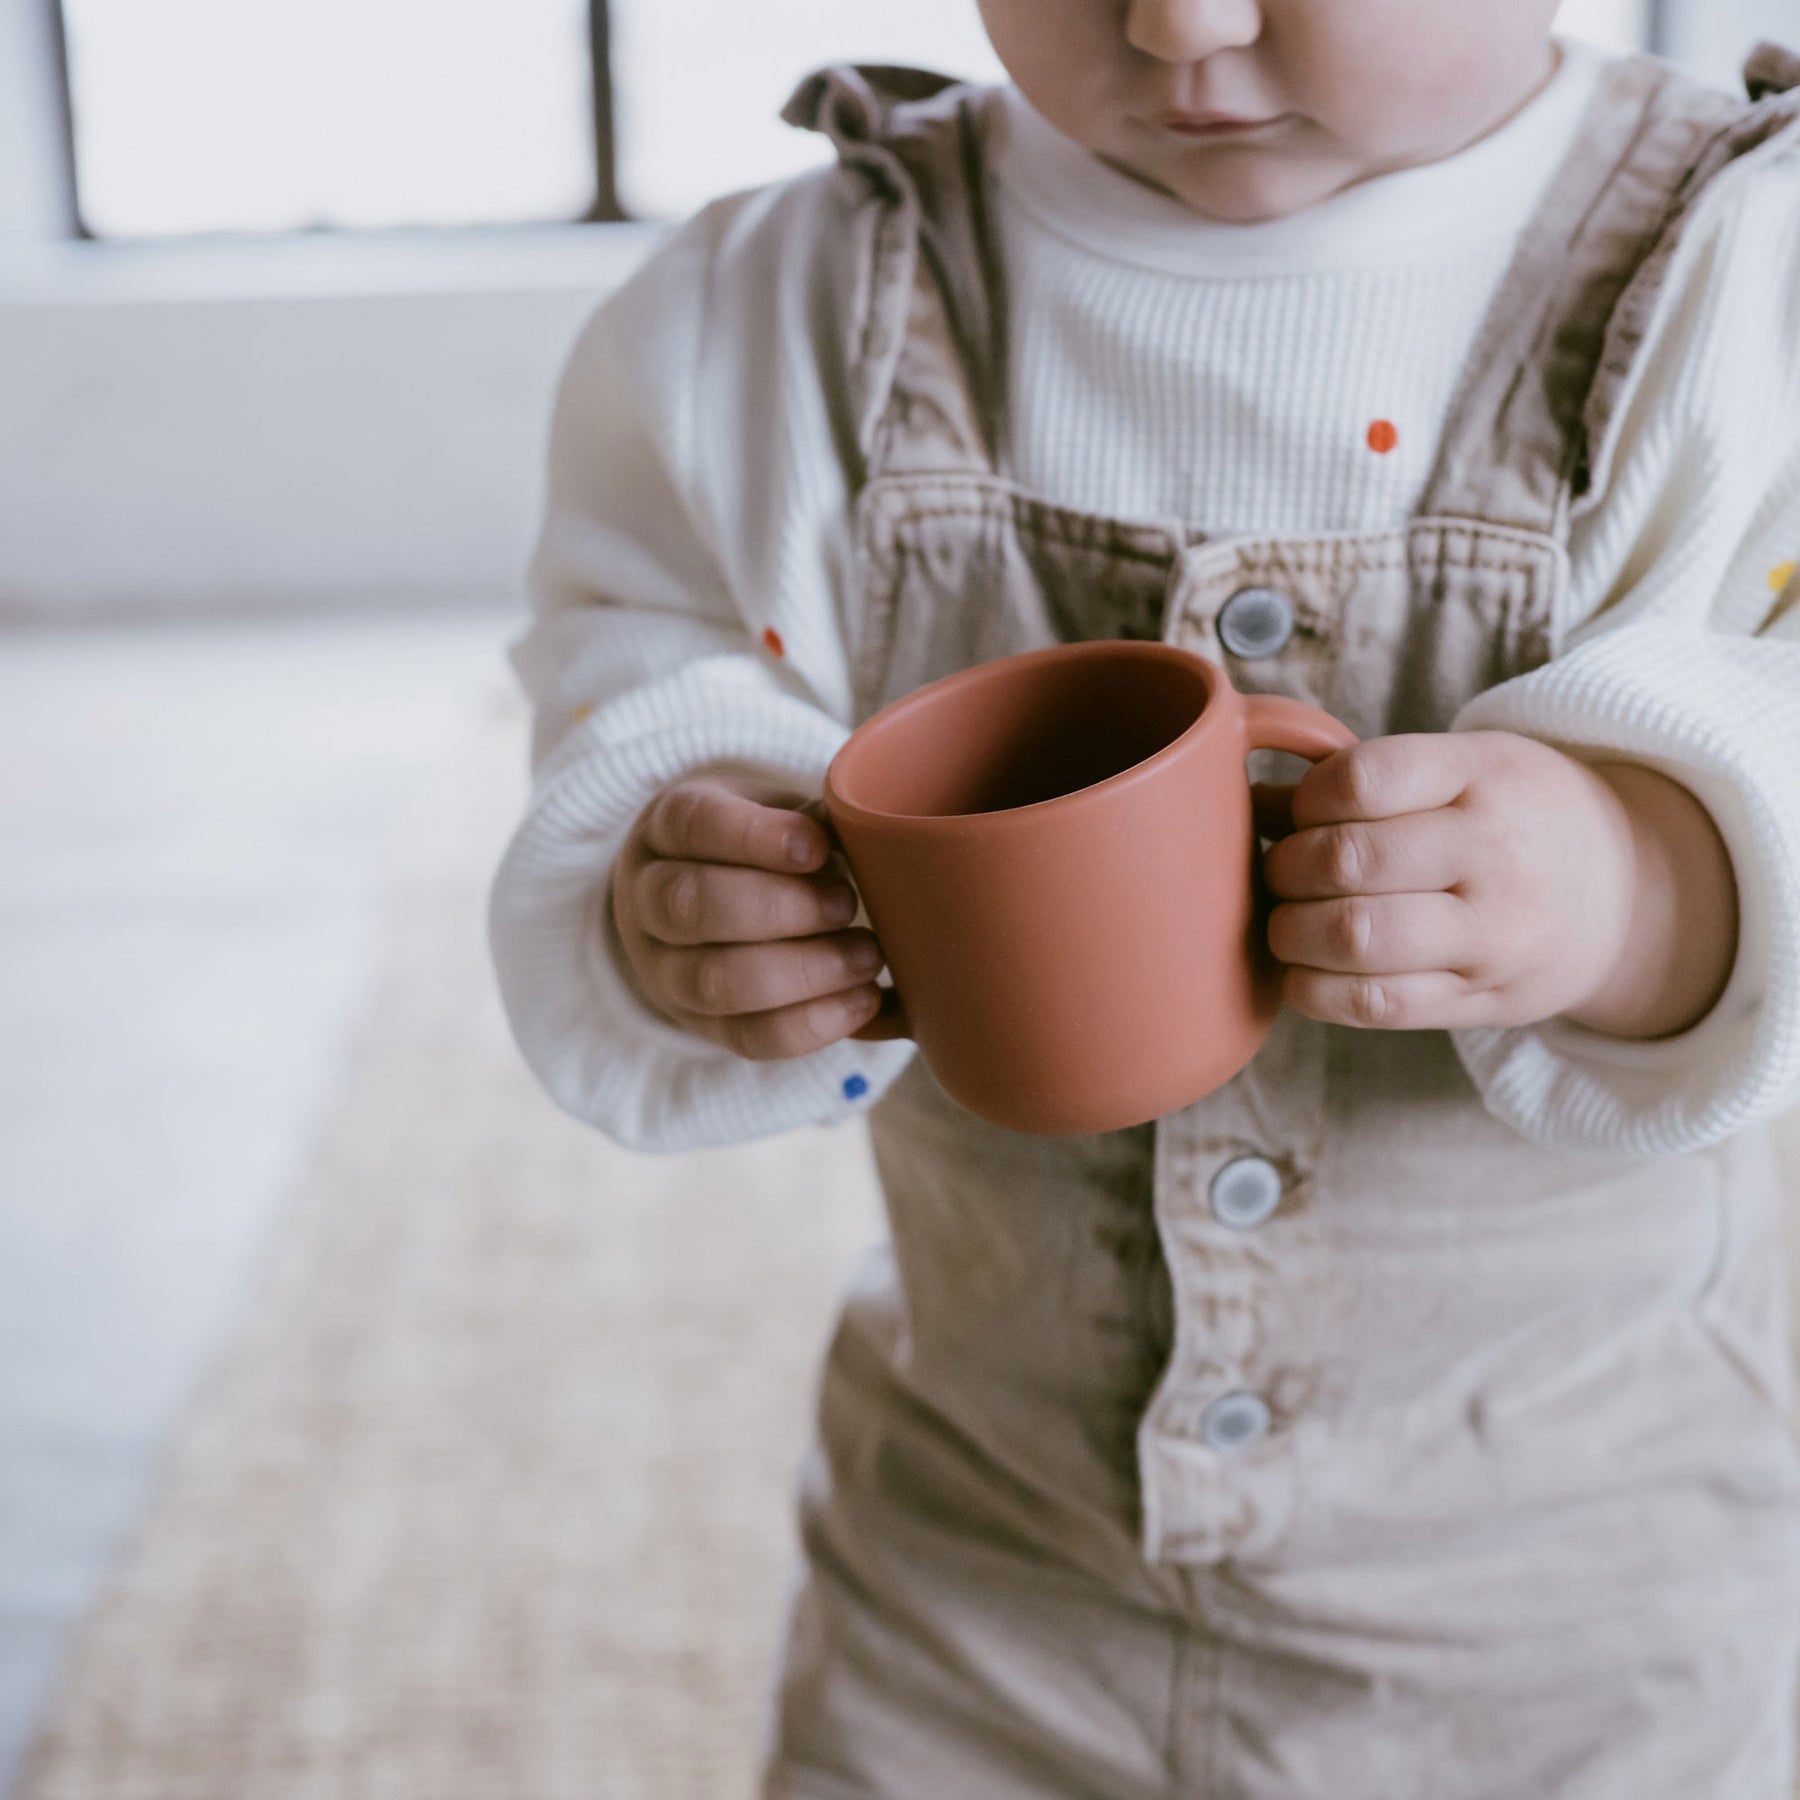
[53,0,1007,239]
[51,0,1655,240]
[608,0,1003,219]
[58,0,598,237]
[1556,0,1650,56]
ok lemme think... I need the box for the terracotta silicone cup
[822,641,1356,1136]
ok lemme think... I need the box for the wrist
[1560,761,1738,1041]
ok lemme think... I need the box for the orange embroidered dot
[569,702,595,725]
[1366,419,1399,455]
[762,627,786,657]
[1769,560,1797,594]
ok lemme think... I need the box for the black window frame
[585,0,624,223]
[1645,0,1677,58]
[43,0,86,238]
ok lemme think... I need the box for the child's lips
[1157,111,1290,139]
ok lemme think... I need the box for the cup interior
[838,646,1212,820]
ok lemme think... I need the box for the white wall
[0,229,659,619]
[1662,0,1799,91]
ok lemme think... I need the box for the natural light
[64,0,1648,236]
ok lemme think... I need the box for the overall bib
[764,46,1800,1800]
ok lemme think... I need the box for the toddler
[491,3,1800,1793]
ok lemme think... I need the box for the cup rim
[825,641,1227,829]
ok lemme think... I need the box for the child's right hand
[611,777,888,1061]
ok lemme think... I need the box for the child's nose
[1124,0,1263,64]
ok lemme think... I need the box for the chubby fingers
[639,779,833,873]
[628,781,859,946]
[1267,891,1476,976]
[1267,887,1508,1032]
[1288,734,1474,830]
[633,858,859,946]
[645,928,886,1021]
[1263,807,1467,901]
[1277,967,1502,1032]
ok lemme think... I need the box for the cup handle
[850,984,912,1043]
[1242,693,1358,839]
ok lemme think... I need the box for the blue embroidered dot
[842,1074,870,1101]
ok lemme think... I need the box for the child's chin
[1166,156,1339,226]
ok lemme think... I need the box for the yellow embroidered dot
[1769,561,1797,595]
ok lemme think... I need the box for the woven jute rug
[18,672,1800,1799]
[17,683,885,1800]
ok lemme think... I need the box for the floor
[7,614,887,1800]
[0,609,523,1789]
[4,608,1797,1796]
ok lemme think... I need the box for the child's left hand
[1260,730,1739,1040]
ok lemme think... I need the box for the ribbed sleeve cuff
[488,665,915,1153]
[1448,622,1800,1156]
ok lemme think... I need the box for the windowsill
[0,219,670,308]
[0,219,671,618]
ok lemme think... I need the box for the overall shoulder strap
[782,64,1007,483]
[1746,40,1800,102]
[1418,51,1751,538]
[1567,45,1800,523]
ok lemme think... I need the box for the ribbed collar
[986,36,1610,277]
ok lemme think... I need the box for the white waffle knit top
[490,36,1800,1156]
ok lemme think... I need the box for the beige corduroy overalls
[762,46,1800,1800]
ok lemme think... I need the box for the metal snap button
[1218,586,1297,659]
[1201,1391,1272,1453]
[1209,1155,1283,1231]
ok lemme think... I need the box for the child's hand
[611,777,886,1060]
[1260,731,1738,1039]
